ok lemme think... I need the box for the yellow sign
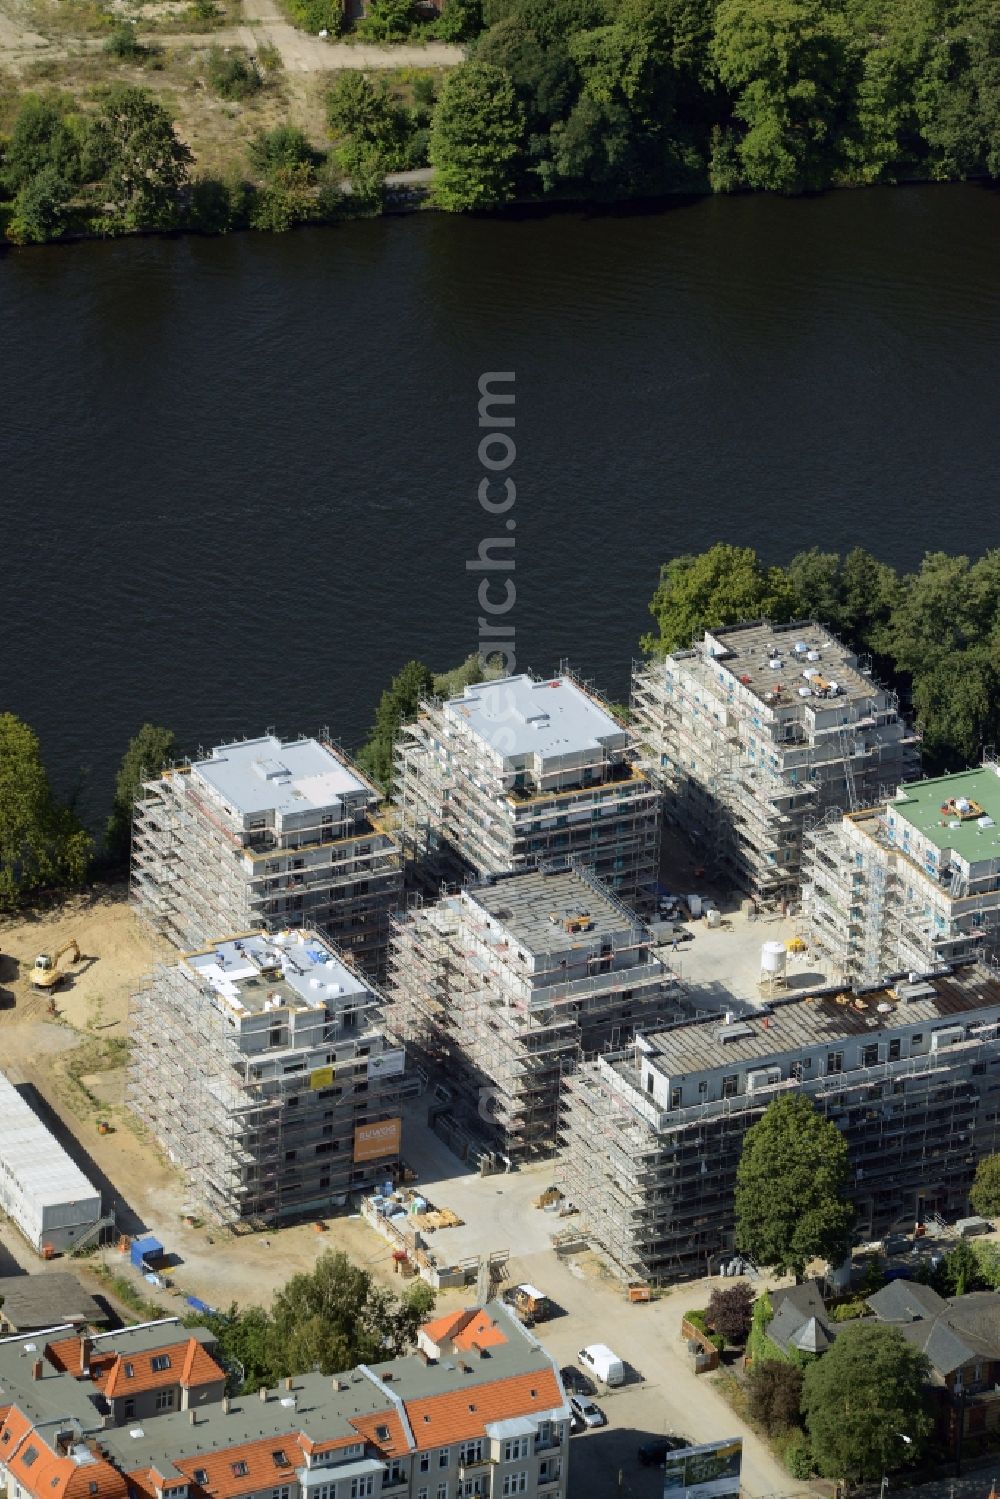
[354,1117,402,1163]
[310,1065,335,1091]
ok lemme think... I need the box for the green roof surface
[889,767,1000,862]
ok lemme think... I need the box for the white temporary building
[0,1071,101,1254]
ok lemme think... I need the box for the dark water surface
[2,183,999,825]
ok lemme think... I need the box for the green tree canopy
[970,1152,1000,1218]
[643,543,801,653]
[0,714,92,909]
[7,165,73,244]
[748,1358,805,1434]
[356,659,435,792]
[87,87,193,229]
[105,723,177,868]
[735,1092,853,1277]
[1,94,84,194]
[802,1321,931,1480]
[430,61,524,209]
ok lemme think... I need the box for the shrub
[684,1308,725,1354]
[103,23,149,58]
[6,165,72,243]
[206,46,261,100]
[186,175,236,232]
[189,0,223,22]
[707,1283,755,1345]
[782,1432,815,1479]
[356,0,415,41]
[831,1299,869,1323]
[282,0,343,34]
[748,1359,804,1435]
[248,124,313,175]
[248,161,314,230]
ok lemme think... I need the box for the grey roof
[697,621,877,706]
[191,737,367,818]
[769,1281,834,1354]
[87,1322,217,1359]
[0,1275,106,1332]
[183,931,372,1016]
[643,966,1000,1079]
[443,676,626,765]
[0,1334,104,1432]
[470,869,641,955]
[868,1286,1000,1378]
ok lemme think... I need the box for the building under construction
[562,964,1000,1286]
[631,621,920,904]
[131,735,401,977]
[393,672,660,907]
[804,765,1000,984]
[128,929,406,1225]
[389,865,685,1162]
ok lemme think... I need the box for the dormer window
[125,1363,135,1378]
[23,1447,39,1468]
[194,1471,209,1486]
[272,1453,290,1469]
[231,1462,249,1478]
[376,1425,391,1442]
[151,1355,171,1373]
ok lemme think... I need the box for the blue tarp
[186,1296,214,1315]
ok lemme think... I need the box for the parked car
[569,1396,607,1429]
[578,1343,626,1387]
[637,1437,689,1467]
[560,1365,596,1398]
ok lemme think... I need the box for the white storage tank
[761,940,787,977]
[0,1071,102,1254]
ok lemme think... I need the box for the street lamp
[880,1434,913,1499]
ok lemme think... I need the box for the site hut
[130,735,402,978]
[804,763,1000,985]
[630,620,921,905]
[393,671,661,908]
[128,929,406,1226]
[561,963,1000,1287]
[389,864,686,1163]
[0,1071,103,1256]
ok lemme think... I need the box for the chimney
[284,1377,293,1392]
[259,1387,269,1403]
[188,1411,198,1427]
[80,1337,92,1377]
[32,1360,43,1381]
[222,1397,231,1415]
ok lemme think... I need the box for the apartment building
[394,673,660,907]
[562,964,1000,1286]
[389,866,685,1162]
[129,929,406,1226]
[43,1322,227,1422]
[805,765,1000,983]
[131,736,401,977]
[631,621,920,904]
[0,1304,569,1499]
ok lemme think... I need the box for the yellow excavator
[31,939,81,990]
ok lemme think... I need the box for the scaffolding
[388,866,686,1163]
[561,965,1000,1286]
[131,736,402,979]
[393,673,661,909]
[128,929,405,1226]
[631,621,921,904]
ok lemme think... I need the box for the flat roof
[0,1274,104,1331]
[443,676,626,764]
[191,737,366,818]
[691,621,876,705]
[184,931,371,1017]
[643,965,1000,1078]
[888,767,1000,862]
[471,869,639,954]
[0,1074,101,1211]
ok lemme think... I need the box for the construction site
[804,763,1000,984]
[561,963,1000,1286]
[128,928,407,1226]
[130,734,402,977]
[393,671,661,906]
[631,620,921,905]
[388,865,687,1163]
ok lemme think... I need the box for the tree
[248,125,314,176]
[87,87,193,229]
[802,1322,931,1481]
[1,94,83,194]
[0,714,93,909]
[356,659,434,792]
[933,1239,987,1298]
[643,543,800,654]
[748,1359,805,1434]
[269,1251,432,1377]
[358,0,415,39]
[707,1282,755,1344]
[970,1152,1000,1217]
[735,1093,853,1277]
[430,61,524,209]
[711,0,855,192]
[327,72,411,171]
[6,165,72,244]
[105,724,177,868]
[434,0,483,40]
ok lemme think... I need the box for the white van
[577,1343,625,1387]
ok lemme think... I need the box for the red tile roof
[45,1337,224,1399]
[348,1408,408,1458]
[0,1413,127,1499]
[404,1368,562,1450]
[171,1434,309,1499]
[452,1312,508,1353]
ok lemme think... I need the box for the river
[2,182,999,826]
